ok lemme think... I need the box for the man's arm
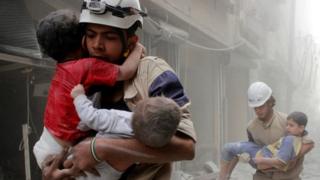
[42,149,75,180]
[67,133,195,172]
[298,142,314,157]
[96,132,195,164]
[247,129,254,142]
[254,157,286,170]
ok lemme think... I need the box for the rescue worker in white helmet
[218,81,314,180]
[44,0,196,179]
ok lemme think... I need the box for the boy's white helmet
[247,82,272,108]
[80,0,146,29]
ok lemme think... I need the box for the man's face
[85,23,124,62]
[254,102,273,121]
[286,119,304,136]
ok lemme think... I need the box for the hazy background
[0,0,319,179]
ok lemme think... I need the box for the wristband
[90,137,102,162]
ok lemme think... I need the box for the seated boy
[33,9,145,169]
[219,111,314,180]
[68,84,181,180]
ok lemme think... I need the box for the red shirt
[44,58,119,142]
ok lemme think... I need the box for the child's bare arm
[117,42,145,81]
[298,141,314,157]
[254,157,286,170]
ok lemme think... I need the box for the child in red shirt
[33,9,144,168]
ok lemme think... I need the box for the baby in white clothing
[70,84,181,179]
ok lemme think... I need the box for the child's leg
[219,157,238,180]
[33,127,63,168]
[219,141,261,179]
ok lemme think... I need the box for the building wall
[225,66,250,142]
[178,46,228,171]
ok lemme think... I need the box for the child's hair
[287,111,308,127]
[132,97,181,148]
[36,9,82,62]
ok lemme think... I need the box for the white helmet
[80,0,146,29]
[247,82,272,108]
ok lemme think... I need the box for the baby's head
[36,9,83,62]
[132,97,181,148]
[286,111,308,136]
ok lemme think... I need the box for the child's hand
[71,84,85,99]
[132,42,146,58]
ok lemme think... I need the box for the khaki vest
[123,56,196,180]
